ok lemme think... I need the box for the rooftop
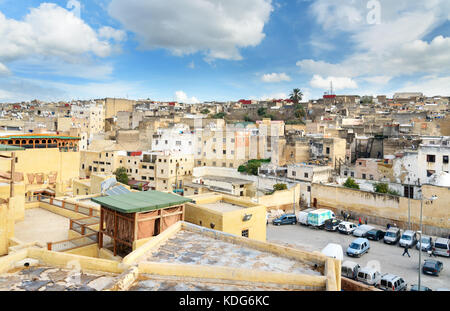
[135,229,321,277]
[91,191,192,214]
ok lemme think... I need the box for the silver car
[384,227,401,245]
[353,225,374,237]
[399,230,418,248]
[433,238,450,257]
[379,274,407,291]
[356,267,381,287]
[416,236,433,252]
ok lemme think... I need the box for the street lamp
[418,194,437,291]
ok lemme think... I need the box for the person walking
[359,217,362,226]
[402,245,411,257]
[386,223,391,230]
[364,218,368,225]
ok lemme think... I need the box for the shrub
[343,177,360,189]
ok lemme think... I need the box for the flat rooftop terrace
[14,208,69,244]
[0,265,117,291]
[137,230,321,277]
[200,201,245,213]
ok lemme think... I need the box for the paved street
[267,223,450,290]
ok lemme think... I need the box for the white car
[338,222,357,235]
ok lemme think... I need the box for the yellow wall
[0,183,25,221]
[185,193,267,241]
[0,149,80,190]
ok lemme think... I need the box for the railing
[70,218,99,236]
[26,195,40,203]
[38,195,100,217]
[47,233,98,252]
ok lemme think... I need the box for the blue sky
[0,0,449,103]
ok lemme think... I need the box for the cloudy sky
[0,0,449,103]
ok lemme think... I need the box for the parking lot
[267,223,450,290]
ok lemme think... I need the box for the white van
[433,238,450,257]
[338,222,357,235]
[356,267,382,287]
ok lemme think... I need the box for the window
[307,186,311,192]
[362,174,366,179]
[304,173,309,178]
[444,155,449,164]
[82,164,85,169]
[427,155,435,163]
[344,171,348,176]
[292,171,296,176]
[351,172,354,177]
[326,147,330,154]
[165,140,168,144]
[242,229,249,238]
[426,170,435,177]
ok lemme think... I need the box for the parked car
[422,259,443,276]
[324,218,341,232]
[356,267,382,287]
[338,222,357,235]
[384,227,401,245]
[416,235,433,252]
[346,238,370,258]
[297,211,309,226]
[307,209,336,229]
[379,274,408,291]
[341,261,360,280]
[353,225,374,237]
[399,230,418,248]
[410,284,432,291]
[367,229,386,241]
[272,214,297,226]
[433,238,450,257]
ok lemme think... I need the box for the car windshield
[350,243,360,249]
[421,237,430,243]
[368,230,377,234]
[386,232,396,237]
[401,235,411,240]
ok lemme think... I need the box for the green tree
[212,112,226,119]
[343,177,359,189]
[374,183,400,196]
[114,167,129,185]
[273,183,287,191]
[289,88,303,105]
[201,108,210,114]
[257,107,267,116]
[373,183,389,194]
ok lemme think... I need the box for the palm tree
[289,88,303,105]
[290,88,305,120]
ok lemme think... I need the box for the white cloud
[0,63,10,75]
[174,90,200,104]
[258,92,288,100]
[108,0,273,61]
[98,26,127,42]
[261,72,291,83]
[0,3,122,78]
[396,76,450,97]
[310,75,357,90]
[300,0,450,95]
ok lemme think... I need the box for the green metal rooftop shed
[92,191,192,256]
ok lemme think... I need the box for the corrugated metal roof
[91,191,192,213]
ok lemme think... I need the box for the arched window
[15,140,20,145]
[21,140,26,144]
[28,140,33,144]
[53,140,57,144]
[8,140,13,144]
[42,140,47,144]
